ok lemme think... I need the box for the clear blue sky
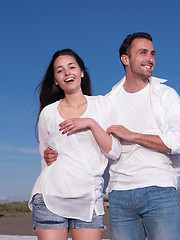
[0,0,180,203]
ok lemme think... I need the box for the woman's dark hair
[36,49,92,113]
[119,32,153,68]
[35,49,92,138]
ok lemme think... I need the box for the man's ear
[121,54,129,66]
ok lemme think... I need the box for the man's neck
[124,75,149,93]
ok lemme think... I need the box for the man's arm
[44,147,58,166]
[107,125,171,153]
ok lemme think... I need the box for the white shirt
[29,95,121,221]
[106,76,180,193]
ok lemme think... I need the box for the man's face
[127,38,155,79]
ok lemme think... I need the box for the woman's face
[54,55,84,94]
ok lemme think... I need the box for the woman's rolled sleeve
[102,135,121,160]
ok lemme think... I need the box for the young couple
[29,32,180,240]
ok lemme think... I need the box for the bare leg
[71,228,102,240]
[36,228,68,240]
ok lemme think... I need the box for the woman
[29,49,121,240]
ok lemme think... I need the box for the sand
[0,209,110,239]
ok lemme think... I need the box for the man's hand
[44,147,58,166]
[107,125,136,142]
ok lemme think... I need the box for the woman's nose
[65,69,70,75]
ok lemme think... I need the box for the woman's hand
[59,118,93,135]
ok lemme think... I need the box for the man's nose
[147,53,154,63]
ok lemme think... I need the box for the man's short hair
[119,32,153,67]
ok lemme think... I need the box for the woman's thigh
[36,229,68,240]
[71,228,102,240]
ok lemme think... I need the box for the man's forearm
[107,125,171,153]
[133,133,171,153]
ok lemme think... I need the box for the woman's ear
[54,80,59,86]
[81,71,84,78]
[121,54,129,66]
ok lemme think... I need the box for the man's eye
[70,66,76,69]
[57,70,62,73]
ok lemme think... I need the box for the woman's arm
[59,118,112,154]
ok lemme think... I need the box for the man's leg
[109,190,146,240]
[142,186,180,240]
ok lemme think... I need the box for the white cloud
[0,195,30,203]
[0,144,39,154]
[17,147,39,154]
[0,196,8,201]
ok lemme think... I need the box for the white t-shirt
[106,83,177,193]
[29,95,121,221]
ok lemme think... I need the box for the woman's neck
[58,90,88,119]
[62,91,86,108]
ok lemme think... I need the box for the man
[105,32,180,240]
[43,32,180,240]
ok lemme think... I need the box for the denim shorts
[32,193,104,230]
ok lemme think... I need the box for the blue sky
[0,0,180,203]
